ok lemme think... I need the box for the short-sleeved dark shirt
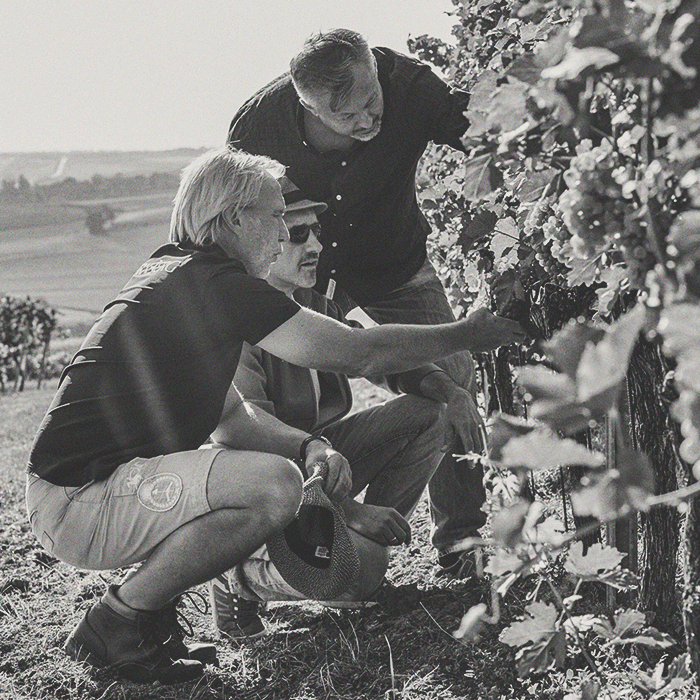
[28,243,300,487]
[228,47,469,306]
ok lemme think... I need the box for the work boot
[160,593,218,665]
[65,585,204,684]
[435,548,483,582]
[208,574,266,640]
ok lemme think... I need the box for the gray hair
[290,29,374,112]
[170,147,285,247]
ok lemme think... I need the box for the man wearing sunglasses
[208,178,489,638]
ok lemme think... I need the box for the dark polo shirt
[28,243,300,487]
[229,47,470,305]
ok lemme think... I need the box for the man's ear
[299,97,319,117]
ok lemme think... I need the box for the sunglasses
[288,222,322,244]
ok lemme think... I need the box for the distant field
[0,151,194,328]
[2,210,171,318]
[0,149,206,185]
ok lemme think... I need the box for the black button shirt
[229,47,470,305]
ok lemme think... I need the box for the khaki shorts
[26,448,223,570]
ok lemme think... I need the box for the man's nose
[279,220,289,242]
[307,232,323,253]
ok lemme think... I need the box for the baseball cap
[266,462,359,600]
[279,176,328,215]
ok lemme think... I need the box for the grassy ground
[0,381,693,700]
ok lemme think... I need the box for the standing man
[26,147,523,684]
[229,28,485,577]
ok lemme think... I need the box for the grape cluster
[557,139,626,258]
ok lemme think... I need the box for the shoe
[160,592,218,666]
[208,575,266,640]
[436,549,483,581]
[65,585,204,684]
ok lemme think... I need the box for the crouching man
[25,146,524,685]
[209,178,490,638]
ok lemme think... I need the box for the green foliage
[413,0,700,694]
[0,295,58,391]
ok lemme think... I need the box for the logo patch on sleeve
[137,473,183,512]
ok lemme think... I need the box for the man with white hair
[26,147,524,684]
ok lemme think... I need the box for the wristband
[299,434,332,463]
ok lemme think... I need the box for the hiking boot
[208,575,266,640]
[65,585,204,684]
[435,548,483,582]
[160,592,218,666]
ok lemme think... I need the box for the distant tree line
[0,171,179,204]
[0,295,60,392]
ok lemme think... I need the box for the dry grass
[0,381,691,700]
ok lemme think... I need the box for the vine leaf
[492,501,530,548]
[543,320,606,379]
[570,436,654,519]
[515,168,558,203]
[593,609,676,648]
[501,430,605,469]
[564,541,625,576]
[575,304,647,403]
[542,47,620,80]
[462,152,502,201]
[487,413,538,461]
[500,601,558,647]
[516,630,566,677]
[458,209,499,253]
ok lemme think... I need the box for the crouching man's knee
[207,451,303,531]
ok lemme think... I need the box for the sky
[1,0,457,153]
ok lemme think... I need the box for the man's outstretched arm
[256,306,525,377]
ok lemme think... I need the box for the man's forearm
[211,398,308,460]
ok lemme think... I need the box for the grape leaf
[570,439,654,519]
[576,304,647,403]
[517,366,577,401]
[596,609,676,648]
[515,168,558,203]
[487,413,538,461]
[500,601,559,647]
[515,629,567,677]
[458,209,499,253]
[564,541,626,576]
[543,320,606,380]
[542,46,620,79]
[500,431,605,469]
[492,501,530,547]
[463,152,502,201]
[659,302,700,357]
[484,549,527,579]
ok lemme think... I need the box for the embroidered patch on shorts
[137,473,183,512]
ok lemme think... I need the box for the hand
[442,387,486,455]
[462,307,526,353]
[342,499,411,547]
[305,439,352,502]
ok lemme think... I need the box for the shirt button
[336,194,342,201]
[331,269,336,274]
[332,241,338,247]
[348,223,353,227]
[341,161,347,166]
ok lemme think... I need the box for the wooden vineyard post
[604,391,638,609]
